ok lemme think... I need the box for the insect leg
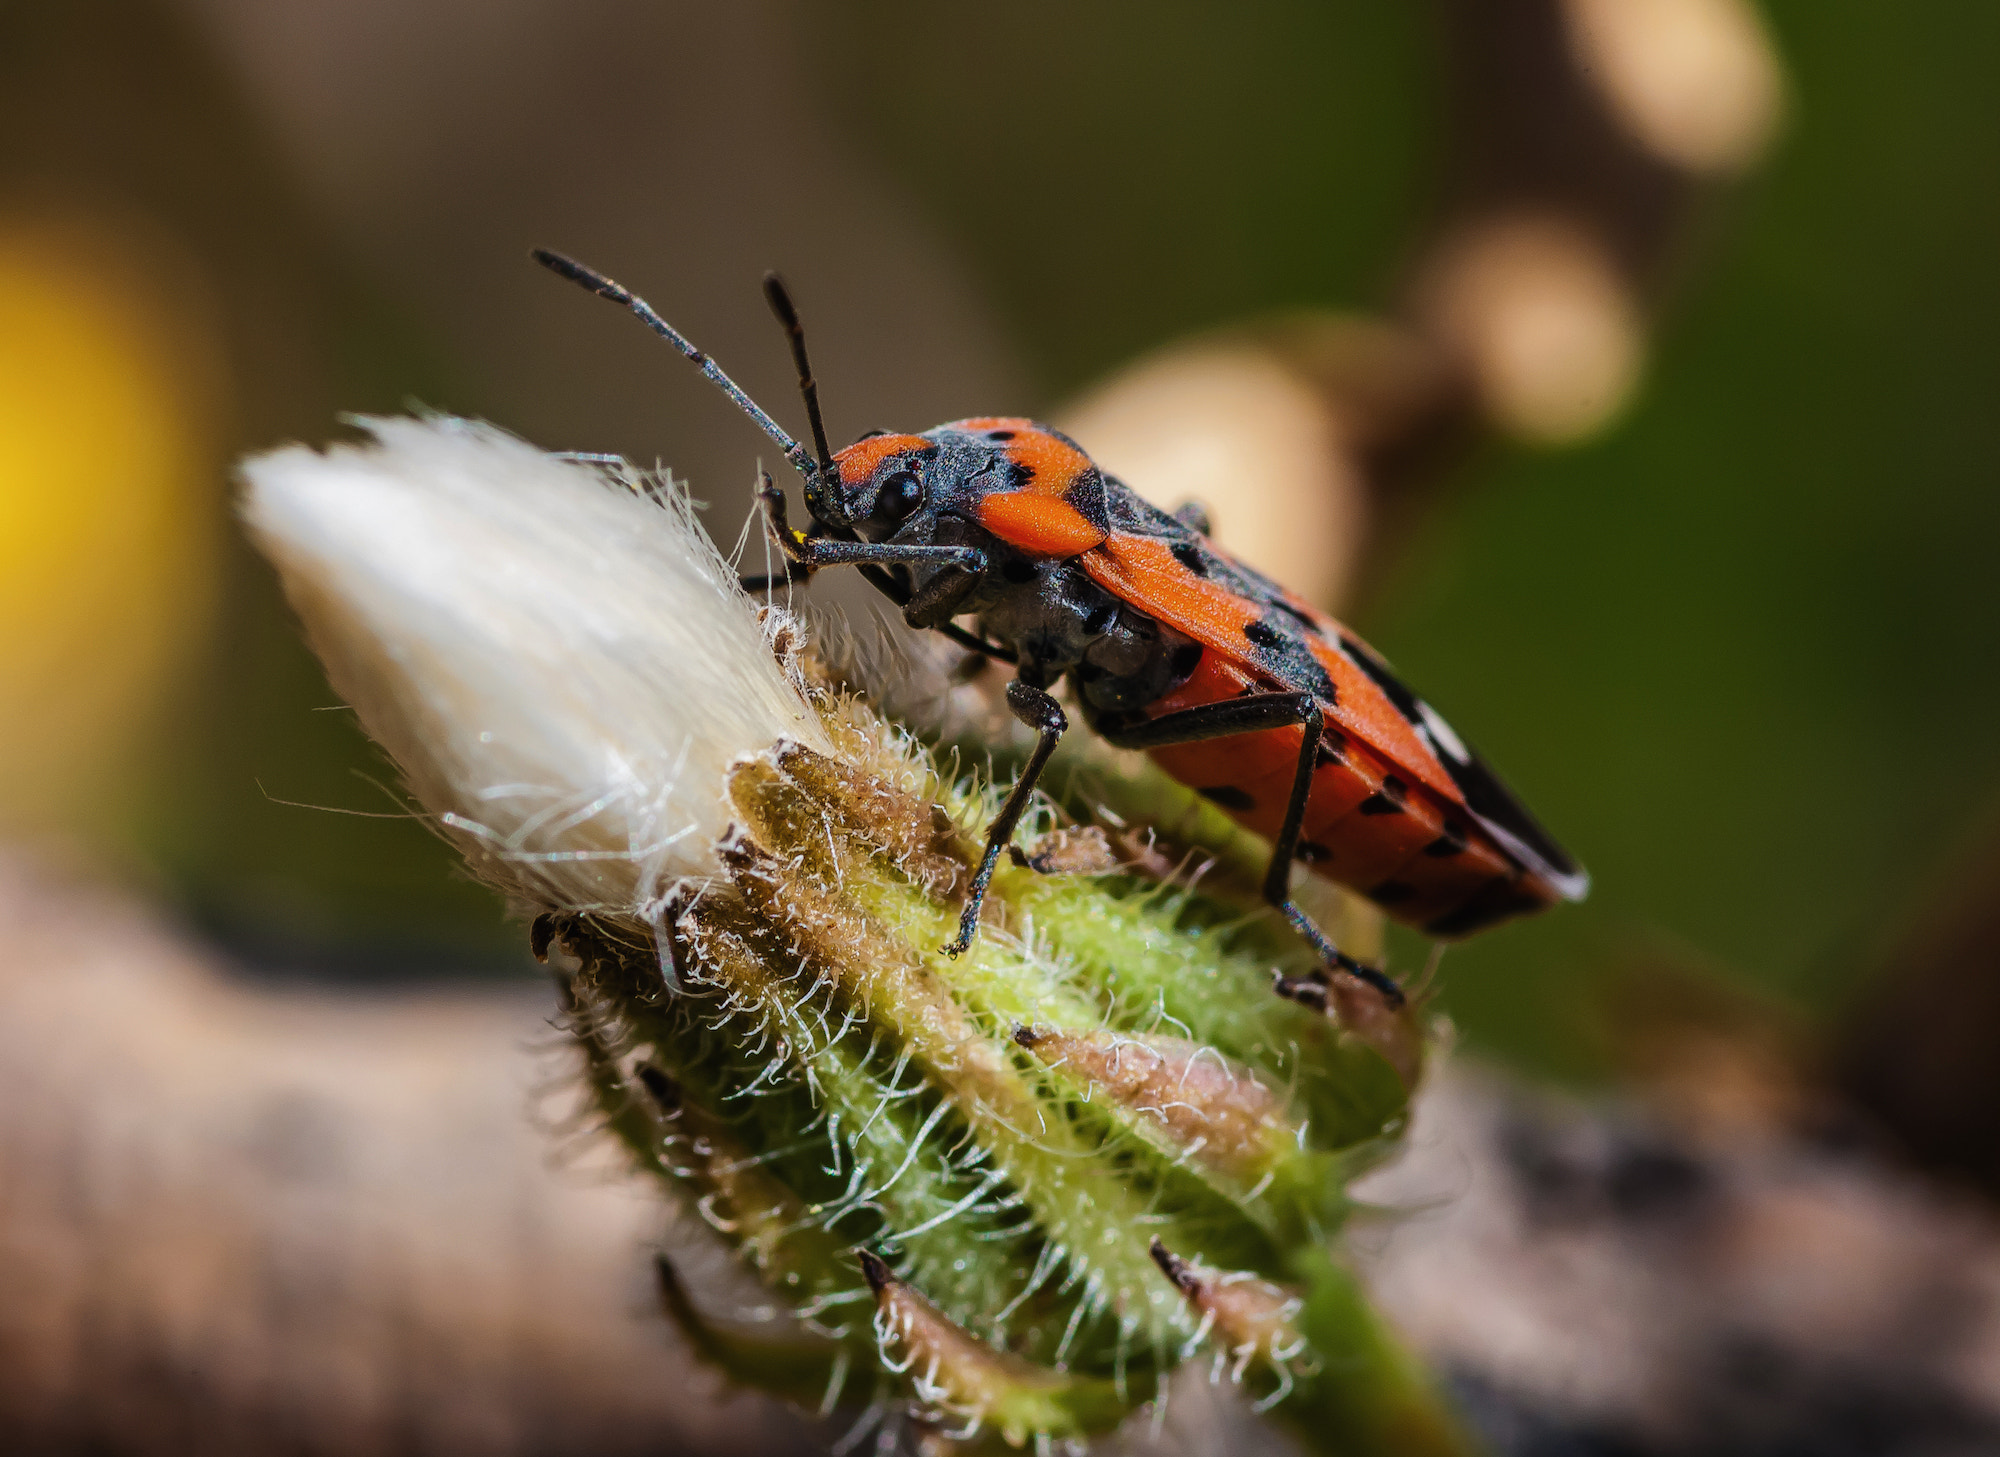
[900,559,985,629]
[1265,722,1408,1008]
[743,480,1014,660]
[742,520,890,598]
[756,474,987,579]
[777,533,986,576]
[1171,500,1213,536]
[750,474,1011,661]
[740,493,840,594]
[943,680,1067,958]
[737,556,815,595]
[1099,695,1405,1008]
[937,625,1018,663]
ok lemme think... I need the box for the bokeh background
[6,2,2000,1453]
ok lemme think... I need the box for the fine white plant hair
[240,414,828,916]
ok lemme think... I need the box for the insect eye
[876,470,925,523]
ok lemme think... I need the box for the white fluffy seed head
[239,414,829,917]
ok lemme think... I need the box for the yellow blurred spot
[0,220,222,830]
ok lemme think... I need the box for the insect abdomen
[1138,651,1555,937]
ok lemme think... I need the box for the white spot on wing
[1416,700,1471,764]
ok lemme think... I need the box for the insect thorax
[960,546,1200,711]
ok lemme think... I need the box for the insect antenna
[761,272,835,480]
[531,249,822,493]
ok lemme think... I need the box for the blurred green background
[3,0,1996,1087]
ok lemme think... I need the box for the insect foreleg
[756,476,987,578]
[900,560,985,629]
[743,477,1013,661]
[1099,693,1406,1008]
[739,550,912,602]
[740,482,833,593]
[943,680,1067,959]
[737,555,815,595]
[789,536,987,573]
[738,508,856,594]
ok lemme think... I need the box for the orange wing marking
[1083,532,1460,804]
[1003,428,1092,499]
[955,421,1106,557]
[1081,532,1264,648]
[1301,638,1457,803]
[975,493,1107,557]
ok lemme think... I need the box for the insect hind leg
[943,680,1067,958]
[1261,713,1407,1008]
[1098,693,1406,1009]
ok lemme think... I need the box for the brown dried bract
[858,1251,1072,1423]
[1008,825,1122,876]
[1276,967,1426,1091]
[1149,1238,1305,1375]
[767,740,969,898]
[1014,1027,1294,1184]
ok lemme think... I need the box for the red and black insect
[534,251,1587,1005]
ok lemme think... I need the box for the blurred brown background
[5,2,2000,1453]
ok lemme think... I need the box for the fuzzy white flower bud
[239,415,827,917]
